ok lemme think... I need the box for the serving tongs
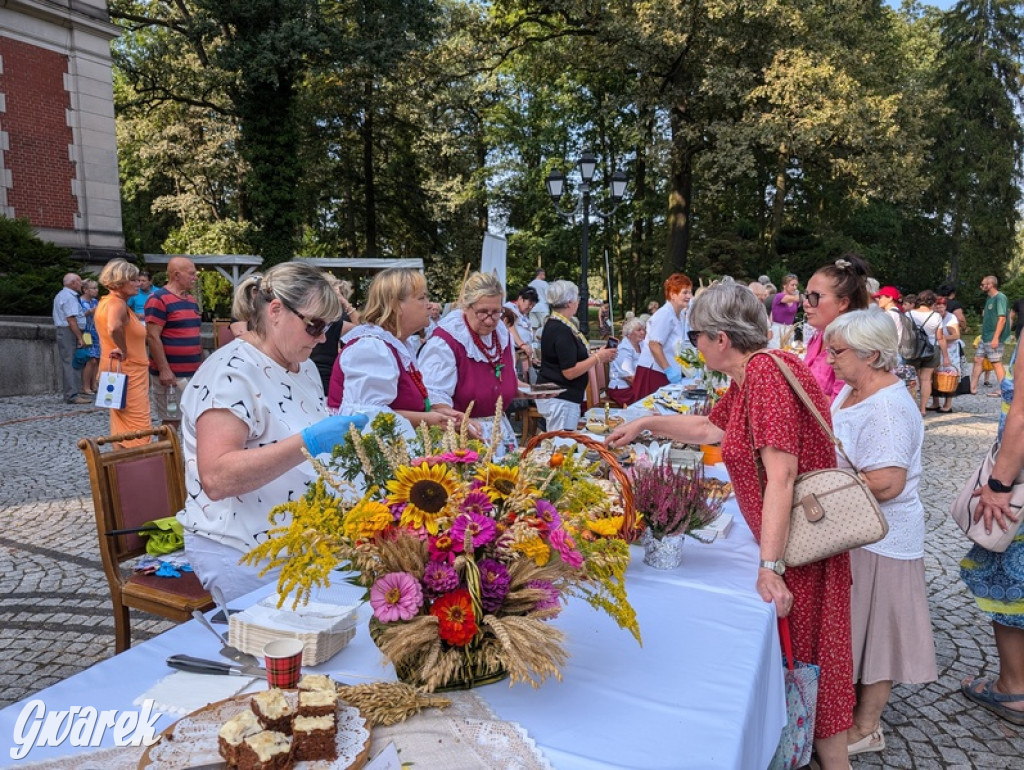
[191,609,262,669]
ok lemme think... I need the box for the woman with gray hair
[608,282,854,768]
[419,271,516,449]
[536,280,617,430]
[180,261,367,601]
[606,316,646,406]
[824,309,936,757]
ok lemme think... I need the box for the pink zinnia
[460,491,494,518]
[549,528,583,568]
[450,511,497,552]
[370,572,423,622]
[534,499,562,530]
[428,532,457,563]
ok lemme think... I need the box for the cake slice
[296,673,335,692]
[236,730,292,770]
[292,713,337,762]
[217,709,261,765]
[297,687,337,718]
[250,689,293,734]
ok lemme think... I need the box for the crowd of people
[50,255,1024,765]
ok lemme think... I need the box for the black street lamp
[545,150,627,335]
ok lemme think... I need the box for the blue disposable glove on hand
[301,414,369,456]
[664,364,683,384]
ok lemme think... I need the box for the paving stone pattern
[1,391,1023,767]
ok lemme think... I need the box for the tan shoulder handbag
[751,352,889,566]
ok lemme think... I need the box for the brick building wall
[0,1,124,261]
[0,37,78,229]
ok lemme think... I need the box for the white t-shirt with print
[831,381,925,559]
[179,338,327,553]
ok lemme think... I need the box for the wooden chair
[77,426,213,653]
[212,319,235,349]
[586,358,610,410]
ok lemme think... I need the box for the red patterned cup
[263,638,304,688]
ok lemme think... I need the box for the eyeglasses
[825,347,850,358]
[804,291,830,308]
[687,330,703,347]
[472,308,503,320]
[279,297,333,338]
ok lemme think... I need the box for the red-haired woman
[632,273,694,400]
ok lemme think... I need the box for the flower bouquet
[244,411,639,691]
[631,459,724,569]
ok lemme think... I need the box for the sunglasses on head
[279,297,333,338]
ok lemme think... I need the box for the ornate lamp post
[545,150,627,335]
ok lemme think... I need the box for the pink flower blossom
[370,572,423,622]
[450,511,497,552]
[423,561,460,596]
[460,491,494,518]
[478,558,511,613]
[534,499,562,530]
[549,528,583,568]
[428,533,457,563]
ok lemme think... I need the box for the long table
[0,483,785,769]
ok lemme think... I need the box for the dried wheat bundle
[337,682,451,726]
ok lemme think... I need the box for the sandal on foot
[961,676,1024,726]
[937,407,953,414]
[847,726,885,756]
[925,406,940,412]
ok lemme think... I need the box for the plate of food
[139,677,372,769]
[518,383,566,399]
[703,479,734,501]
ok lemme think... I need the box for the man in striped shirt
[145,257,201,428]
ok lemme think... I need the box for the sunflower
[474,464,523,503]
[387,463,458,535]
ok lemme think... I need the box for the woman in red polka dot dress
[608,281,854,770]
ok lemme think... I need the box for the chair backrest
[78,427,186,576]
[213,319,235,349]
[586,360,610,410]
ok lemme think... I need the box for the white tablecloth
[0,506,785,769]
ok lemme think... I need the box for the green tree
[927,0,1024,290]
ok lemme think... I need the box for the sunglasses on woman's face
[280,297,333,338]
[687,330,703,347]
[803,291,830,308]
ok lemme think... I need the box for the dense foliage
[0,217,76,315]
[111,0,1024,312]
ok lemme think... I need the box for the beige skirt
[850,548,938,685]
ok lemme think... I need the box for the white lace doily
[139,690,371,769]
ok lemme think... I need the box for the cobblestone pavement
[1,390,1023,767]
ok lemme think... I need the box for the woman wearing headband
[179,262,366,601]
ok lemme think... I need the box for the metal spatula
[191,609,262,669]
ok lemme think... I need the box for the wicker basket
[368,618,508,692]
[523,430,639,542]
[933,368,959,395]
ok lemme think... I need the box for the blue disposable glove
[664,364,683,384]
[301,414,369,456]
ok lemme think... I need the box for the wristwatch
[759,558,786,576]
[988,477,1015,493]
